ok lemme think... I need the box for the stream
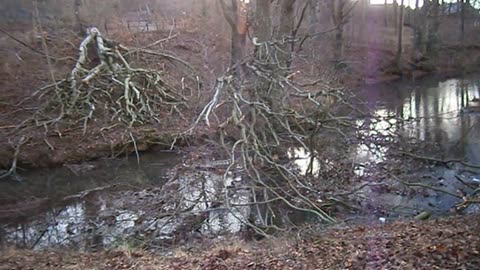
[1,75,480,251]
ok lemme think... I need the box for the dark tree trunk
[334,25,344,62]
[393,0,399,34]
[420,0,430,54]
[384,0,389,27]
[74,0,83,35]
[277,0,296,68]
[219,0,248,67]
[396,0,405,67]
[461,0,466,44]
[414,0,421,52]
[201,0,208,17]
[427,0,440,54]
[255,0,272,43]
[329,0,347,63]
[231,30,246,67]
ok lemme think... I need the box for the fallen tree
[187,38,363,234]
[27,27,197,132]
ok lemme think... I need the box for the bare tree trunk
[255,0,271,43]
[384,0,389,27]
[254,0,274,105]
[393,0,399,34]
[74,0,83,35]
[428,0,440,54]
[329,0,347,63]
[219,0,248,67]
[201,0,208,17]
[360,0,368,44]
[461,0,466,45]
[335,22,344,62]
[277,0,296,68]
[309,0,319,35]
[231,30,246,67]
[396,0,405,67]
[420,1,430,54]
[414,0,421,53]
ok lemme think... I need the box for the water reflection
[0,151,178,250]
[294,77,480,177]
[364,76,480,166]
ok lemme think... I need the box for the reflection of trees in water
[0,152,177,250]
[407,78,479,163]
[460,115,480,166]
[476,80,480,98]
[382,78,479,164]
[2,198,124,250]
[84,196,103,251]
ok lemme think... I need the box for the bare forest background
[3,0,480,78]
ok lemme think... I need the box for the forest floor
[1,214,479,269]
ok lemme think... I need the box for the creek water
[363,75,480,166]
[0,150,179,250]
[353,75,480,219]
[1,75,479,250]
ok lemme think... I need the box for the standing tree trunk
[255,0,272,44]
[309,0,319,36]
[329,0,349,64]
[396,0,405,68]
[360,0,368,44]
[428,0,440,54]
[461,0,466,45]
[74,0,83,35]
[201,0,208,17]
[219,0,248,67]
[277,0,296,68]
[420,0,430,54]
[414,0,421,53]
[393,0,399,34]
[254,0,278,112]
[384,0,389,27]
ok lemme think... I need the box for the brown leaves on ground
[1,214,479,269]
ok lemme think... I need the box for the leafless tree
[461,0,466,44]
[276,0,296,67]
[218,0,248,67]
[74,0,83,34]
[254,0,272,44]
[393,0,399,34]
[395,0,405,67]
[328,0,356,64]
[429,0,440,53]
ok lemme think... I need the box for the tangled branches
[32,27,193,131]
[190,39,359,231]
